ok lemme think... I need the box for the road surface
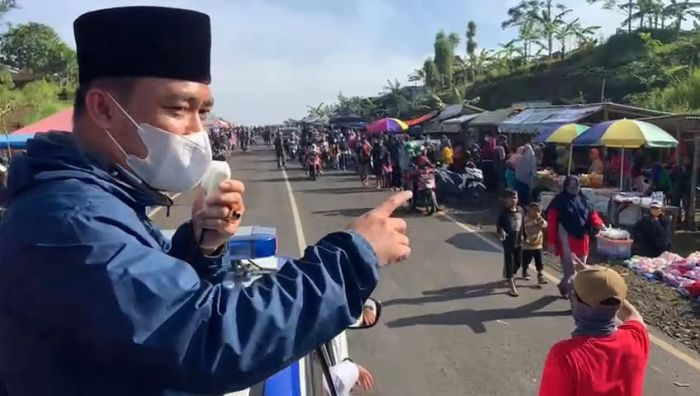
[152,146,700,395]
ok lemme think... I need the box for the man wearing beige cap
[539,266,650,396]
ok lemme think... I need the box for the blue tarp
[0,134,33,150]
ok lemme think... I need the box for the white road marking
[437,211,700,373]
[280,167,308,395]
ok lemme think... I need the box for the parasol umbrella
[367,118,408,134]
[534,123,589,144]
[572,119,678,188]
[534,123,589,175]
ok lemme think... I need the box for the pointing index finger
[373,191,412,217]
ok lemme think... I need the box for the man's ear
[84,88,117,130]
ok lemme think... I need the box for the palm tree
[447,32,461,52]
[555,18,579,57]
[382,78,410,117]
[664,0,700,35]
[533,0,573,58]
[495,40,518,71]
[587,0,636,33]
[408,68,425,86]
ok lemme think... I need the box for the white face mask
[106,95,212,193]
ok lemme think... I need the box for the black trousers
[522,249,543,275]
[502,244,522,279]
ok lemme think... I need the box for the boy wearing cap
[539,266,650,396]
[632,200,672,258]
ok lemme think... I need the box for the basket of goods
[596,228,633,259]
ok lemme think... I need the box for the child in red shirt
[539,266,650,396]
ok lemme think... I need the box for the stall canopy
[12,107,73,135]
[468,108,517,127]
[406,110,439,127]
[440,113,480,133]
[500,104,602,134]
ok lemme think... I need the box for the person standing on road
[539,265,649,396]
[522,202,548,284]
[0,7,413,395]
[515,144,537,205]
[274,132,286,169]
[547,176,605,297]
[497,189,524,297]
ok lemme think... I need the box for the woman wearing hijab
[547,176,605,296]
[515,144,537,205]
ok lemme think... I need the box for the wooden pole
[688,135,699,230]
[675,123,681,163]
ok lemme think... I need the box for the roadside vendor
[588,148,604,175]
[0,6,412,395]
[632,201,671,257]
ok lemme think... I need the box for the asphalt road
[152,146,700,396]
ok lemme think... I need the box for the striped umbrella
[367,118,408,134]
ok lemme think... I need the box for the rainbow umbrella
[534,123,589,144]
[367,118,408,134]
[573,119,678,188]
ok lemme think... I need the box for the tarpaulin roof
[12,108,73,135]
[467,108,517,126]
[499,104,602,134]
[443,113,480,124]
[406,110,439,127]
[435,104,464,122]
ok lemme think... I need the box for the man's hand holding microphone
[192,160,413,264]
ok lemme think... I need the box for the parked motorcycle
[463,163,486,205]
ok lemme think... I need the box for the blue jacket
[0,133,379,396]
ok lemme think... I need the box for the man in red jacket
[539,266,650,396]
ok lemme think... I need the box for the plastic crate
[227,226,277,260]
[596,235,633,259]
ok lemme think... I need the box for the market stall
[570,119,679,227]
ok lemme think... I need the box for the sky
[9,0,625,124]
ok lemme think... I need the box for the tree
[495,40,519,72]
[664,0,700,35]
[422,58,440,89]
[447,32,461,52]
[533,0,573,58]
[0,22,77,81]
[408,68,425,85]
[466,21,478,81]
[433,31,454,88]
[381,78,410,117]
[587,0,636,33]
[0,0,17,20]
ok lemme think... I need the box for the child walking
[522,202,548,285]
[497,189,524,297]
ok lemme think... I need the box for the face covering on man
[105,94,212,192]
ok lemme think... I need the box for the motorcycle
[288,142,299,160]
[462,163,486,205]
[410,165,438,215]
[308,152,321,181]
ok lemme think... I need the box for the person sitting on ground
[497,189,524,297]
[539,265,649,396]
[632,201,671,258]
